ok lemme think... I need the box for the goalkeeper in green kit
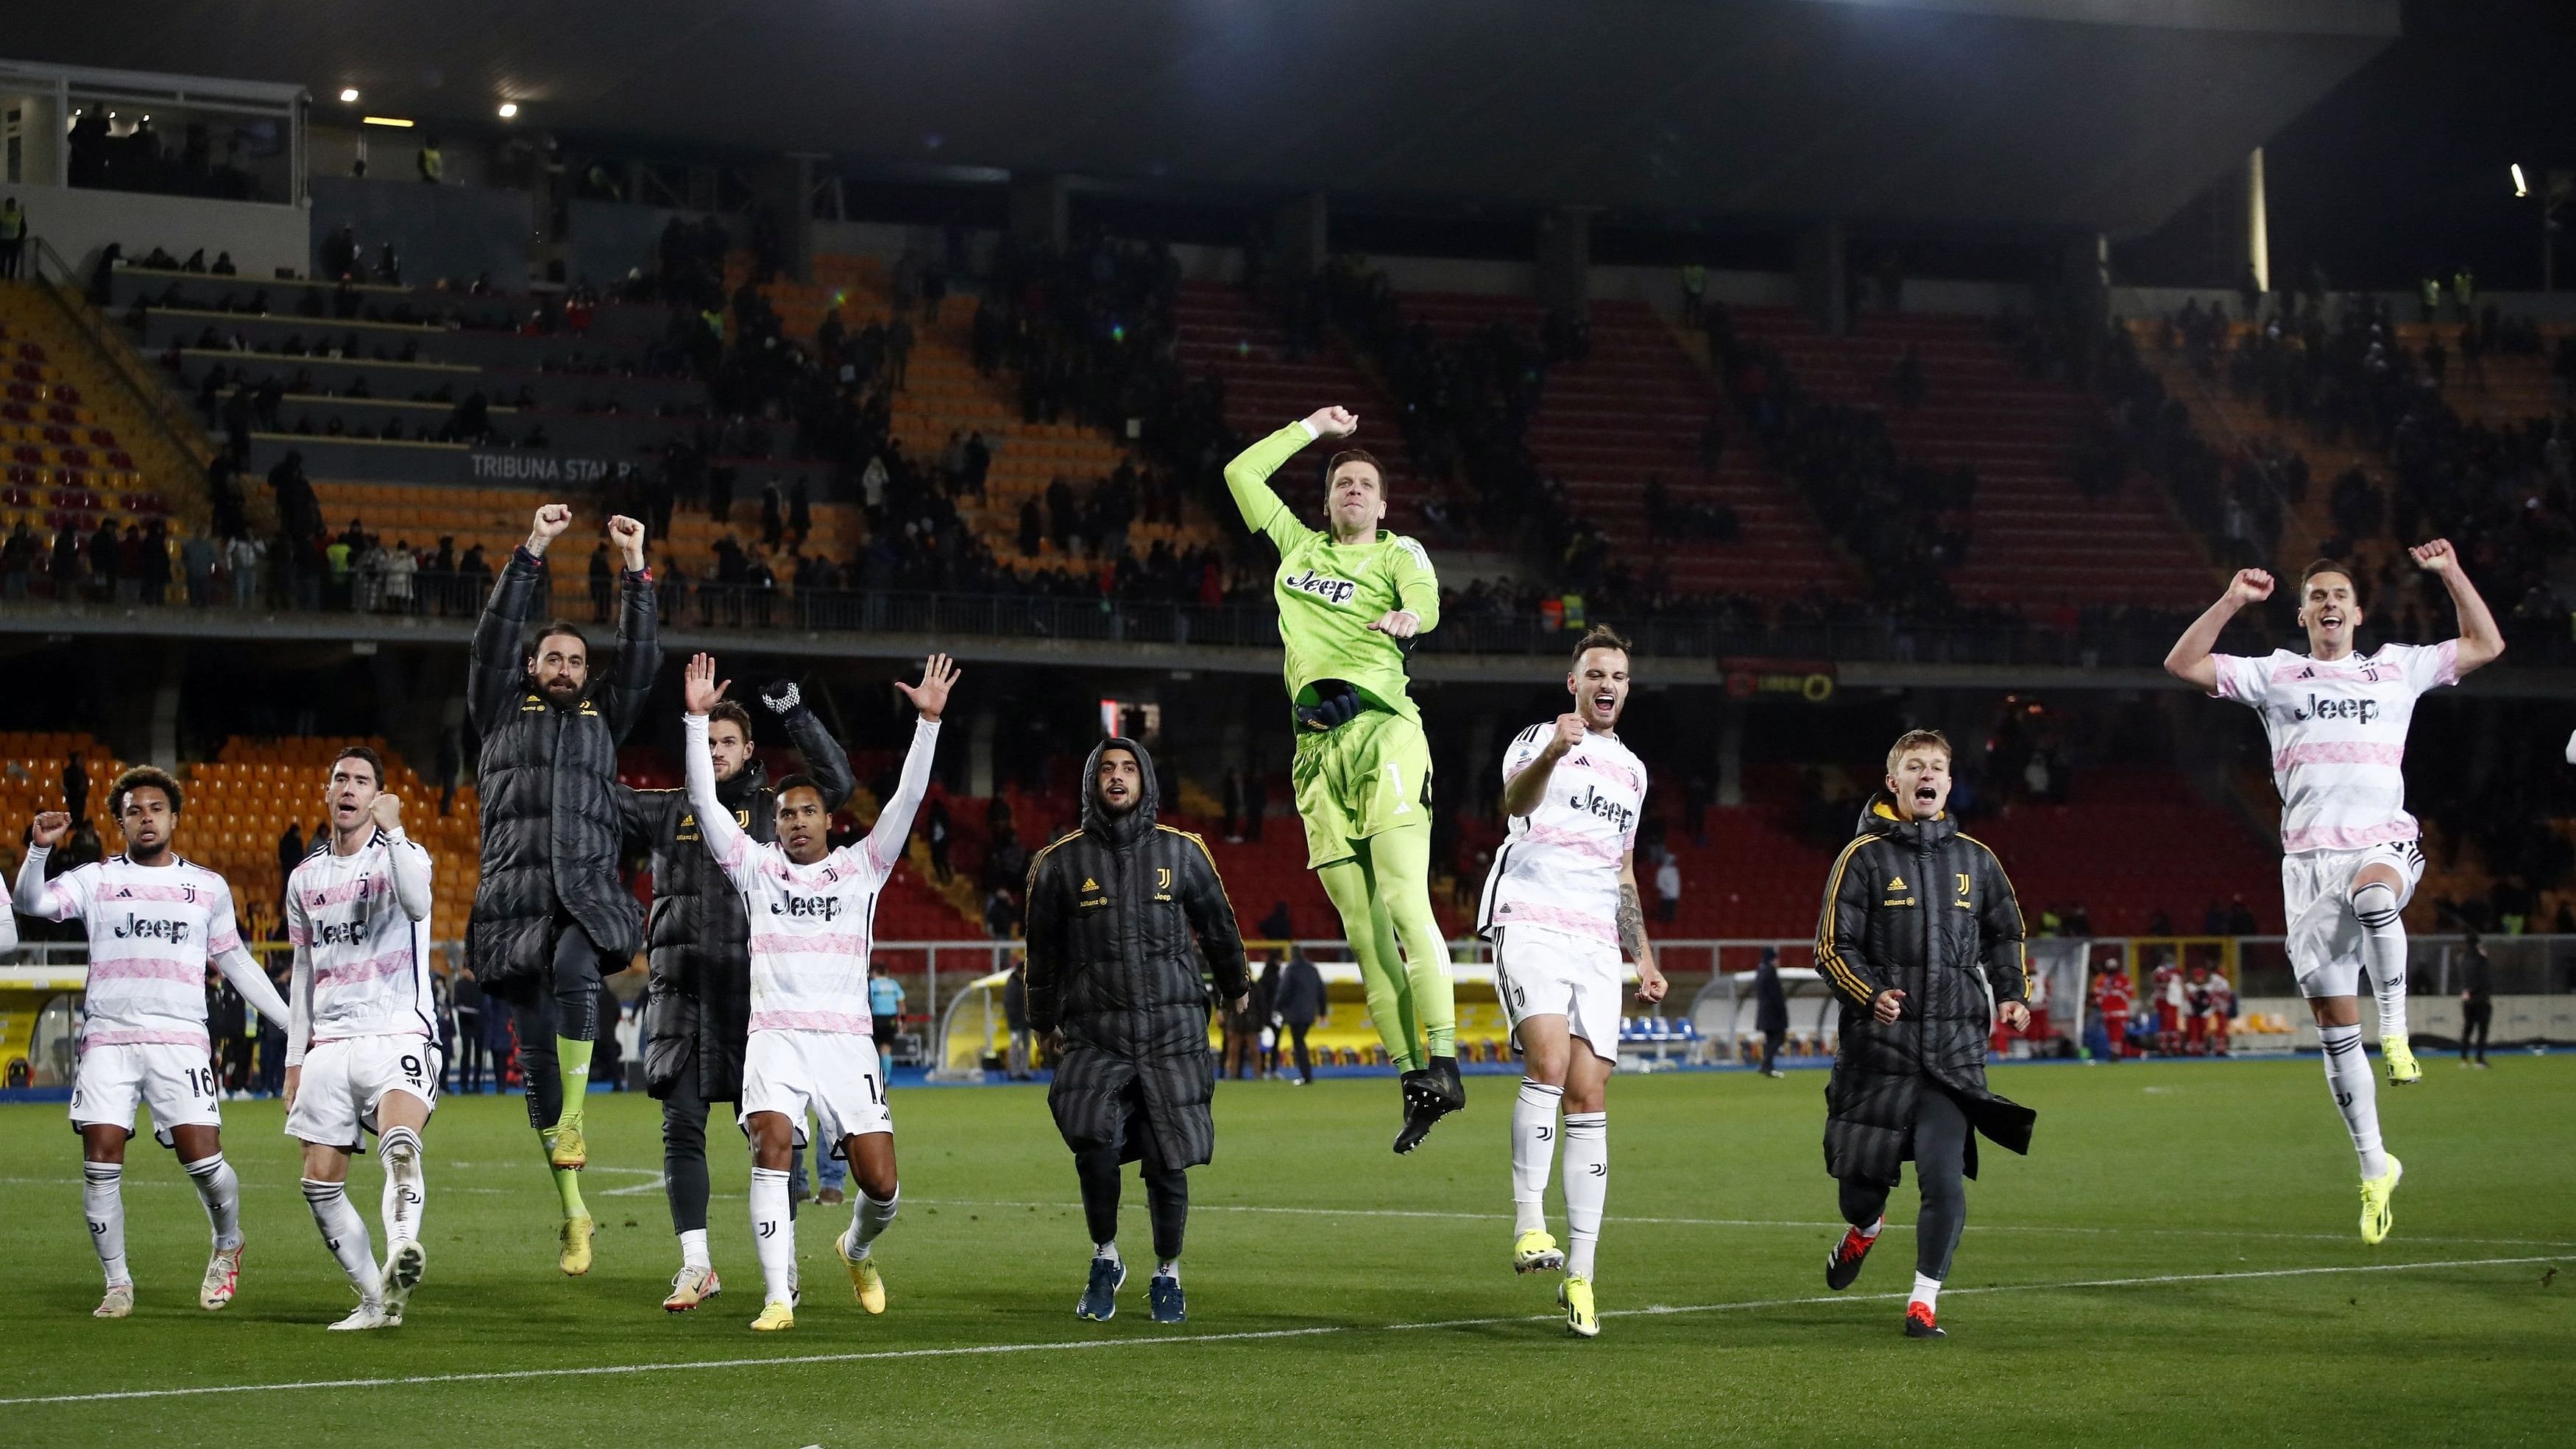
[1225,406,1462,1152]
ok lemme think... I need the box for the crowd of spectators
[66,112,270,203]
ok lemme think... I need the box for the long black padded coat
[464,545,659,995]
[1814,793,2037,1187]
[620,701,853,1102]
[1024,737,1248,1172]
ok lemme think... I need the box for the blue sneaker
[1148,1272,1186,1324]
[1076,1257,1125,1321]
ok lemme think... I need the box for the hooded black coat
[1814,793,2036,1187]
[1024,737,1248,1172]
[620,704,853,1102]
[464,545,659,992]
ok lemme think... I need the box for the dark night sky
[2261,0,2576,291]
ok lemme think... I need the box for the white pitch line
[0,1253,2561,1409]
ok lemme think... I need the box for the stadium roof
[6,0,2398,236]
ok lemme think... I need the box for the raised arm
[369,793,432,921]
[766,680,856,812]
[468,505,571,733]
[14,814,80,919]
[1223,411,1343,551]
[1501,716,1583,821]
[603,514,660,740]
[681,655,757,890]
[2164,569,2274,693]
[868,655,959,875]
[2412,538,2505,676]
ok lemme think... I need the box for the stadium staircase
[745,255,1228,574]
[1398,292,1856,598]
[0,281,188,545]
[1738,308,2212,606]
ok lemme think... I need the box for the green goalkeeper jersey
[1225,421,1441,723]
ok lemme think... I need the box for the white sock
[379,1126,425,1245]
[302,1179,379,1297]
[83,1162,130,1286]
[1560,1111,1607,1281]
[2318,1025,2390,1178]
[1156,1258,1180,1282]
[679,1227,711,1272]
[749,1167,796,1305]
[180,1153,243,1251]
[1094,1240,1121,1266]
[849,1186,899,1258]
[1911,1271,1942,1311]
[1511,1079,1562,1236]
[1854,1215,1886,1241]
[2352,884,2410,1040]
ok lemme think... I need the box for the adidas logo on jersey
[1281,567,1359,606]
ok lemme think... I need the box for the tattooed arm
[1618,852,1667,1005]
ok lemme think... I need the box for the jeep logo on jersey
[2290,693,2379,723]
[111,914,188,943]
[316,918,368,946]
[775,894,843,921]
[1564,784,1635,832]
[1282,567,1359,606]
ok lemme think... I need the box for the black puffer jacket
[464,546,659,992]
[1025,737,1248,1171]
[1814,793,2036,1187]
[621,702,852,1102]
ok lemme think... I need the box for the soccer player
[1816,731,2035,1339]
[14,770,291,1319]
[2204,963,2236,1057]
[280,746,437,1330]
[681,650,953,1331]
[1478,627,1668,1337]
[2165,543,2503,1243]
[1222,406,1460,1152]
[466,504,657,1274]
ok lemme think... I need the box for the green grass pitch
[1,1057,2570,1446]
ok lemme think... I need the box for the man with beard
[1025,738,1248,1325]
[466,503,657,1275]
[620,680,852,1312]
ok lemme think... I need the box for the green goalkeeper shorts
[1292,706,1433,869]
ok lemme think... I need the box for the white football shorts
[2282,840,2426,999]
[1492,923,1624,1066]
[737,1028,894,1146]
[285,1033,439,1149]
[70,1040,222,1146]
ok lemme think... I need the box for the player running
[1478,627,1668,1337]
[1223,407,1460,1152]
[14,770,291,1319]
[681,650,953,1331]
[2165,543,2503,1243]
[281,746,438,1331]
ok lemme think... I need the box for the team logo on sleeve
[1281,567,1359,606]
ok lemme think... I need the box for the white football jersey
[1477,723,1648,946]
[689,712,938,1036]
[285,828,436,1055]
[2212,641,2457,854]
[24,854,243,1052]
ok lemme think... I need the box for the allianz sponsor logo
[1282,567,1359,606]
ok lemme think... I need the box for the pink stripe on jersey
[1521,823,1624,863]
[287,922,312,946]
[314,948,419,989]
[45,881,76,915]
[2430,638,2461,688]
[85,957,204,985]
[82,1028,211,1052]
[1559,756,1645,793]
[1490,899,1619,944]
[751,1010,875,1035]
[2281,821,2421,852]
[749,932,870,957]
[299,873,389,909]
[2274,741,2407,771]
[208,929,243,955]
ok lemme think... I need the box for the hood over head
[1080,735,1158,849]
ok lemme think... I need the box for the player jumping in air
[2165,543,2503,1242]
[1478,627,1669,1337]
[1223,407,1459,1152]
[15,770,291,1319]
[281,747,439,1330]
[682,651,953,1331]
